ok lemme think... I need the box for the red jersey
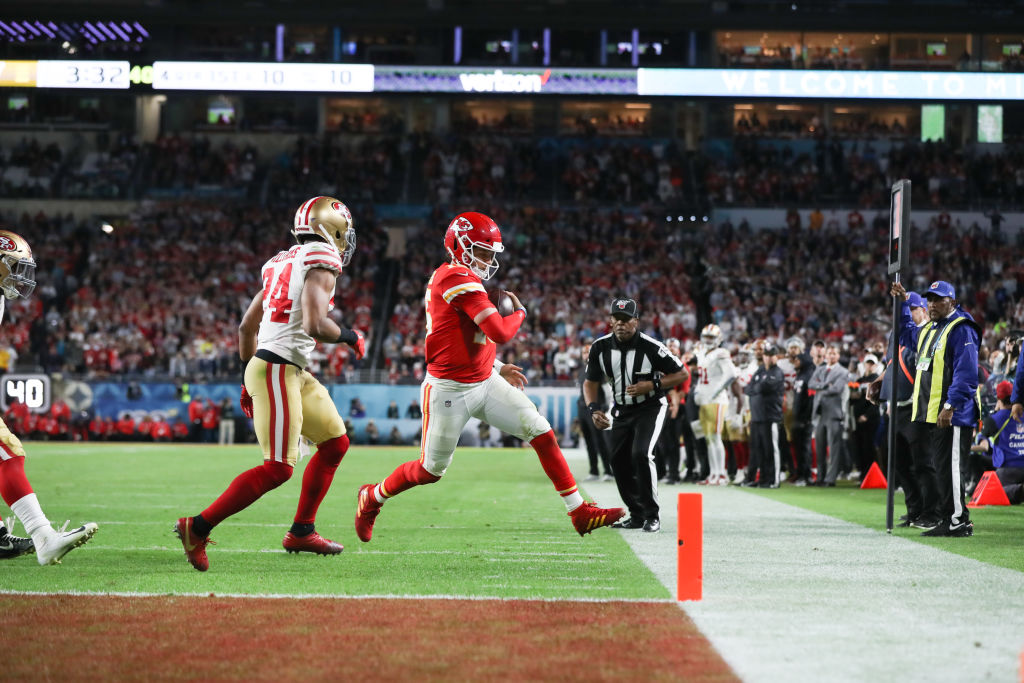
[424,263,500,383]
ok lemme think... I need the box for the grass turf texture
[2,595,737,682]
[4,443,668,600]
[747,480,1024,572]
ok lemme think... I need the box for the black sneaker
[896,515,913,528]
[611,516,645,530]
[642,518,661,533]
[0,525,35,559]
[923,521,973,537]
[911,516,940,531]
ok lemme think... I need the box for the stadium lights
[100,221,114,234]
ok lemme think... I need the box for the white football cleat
[35,521,98,566]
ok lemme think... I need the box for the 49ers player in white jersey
[174,196,366,571]
[694,324,738,485]
[0,229,98,565]
[354,211,624,540]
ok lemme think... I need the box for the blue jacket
[1009,346,1024,406]
[897,301,980,427]
[981,408,1024,469]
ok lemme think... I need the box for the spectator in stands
[349,398,367,418]
[389,426,405,446]
[386,400,400,419]
[365,420,380,445]
[406,399,422,419]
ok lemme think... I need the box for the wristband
[334,328,358,346]
[652,377,662,392]
[515,306,527,316]
[587,402,600,415]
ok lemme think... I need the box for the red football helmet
[443,212,504,281]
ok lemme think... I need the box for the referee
[584,298,689,532]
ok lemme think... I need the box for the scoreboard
[0,60,130,89]
[5,59,1024,100]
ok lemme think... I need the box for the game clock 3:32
[0,374,51,413]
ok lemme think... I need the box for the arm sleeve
[945,325,979,409]
[477,309,526,344]
[440,272,524,344]
[709,357,738,398]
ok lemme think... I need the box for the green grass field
[5,443,668,600]
[748,480,1024,572]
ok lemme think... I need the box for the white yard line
[0,588,673,604]
[577,470,1024,683]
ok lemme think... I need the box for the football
[488,288,515,316]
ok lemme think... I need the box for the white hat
[863,354,879,365]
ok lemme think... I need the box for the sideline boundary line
[0,588,675,604]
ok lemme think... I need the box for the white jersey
[256,241,343,368]
[694,346,737,406]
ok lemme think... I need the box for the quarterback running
[354,211,624,541]
[174,196,365,571]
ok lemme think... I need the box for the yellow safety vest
[911,316,965,423]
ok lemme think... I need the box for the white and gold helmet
[293,196,356,266]
[0,230,36,300]
[700,324,722,349]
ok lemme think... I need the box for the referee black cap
[610,298,638,319]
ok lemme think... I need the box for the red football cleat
[355,484,382,543]
[569,502,626,536]
[174,517,213,572]
[282,531,343,555]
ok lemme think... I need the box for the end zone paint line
[0,588,675,604]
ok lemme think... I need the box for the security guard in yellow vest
[891,280,980,538]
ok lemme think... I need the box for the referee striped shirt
[585,332,684,409]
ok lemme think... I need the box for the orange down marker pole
[677,493,703,601]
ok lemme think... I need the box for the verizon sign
[458,69,551,93]
[374,66,636,95]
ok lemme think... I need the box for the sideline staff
[584,298,689,533]
[892,280,980,537]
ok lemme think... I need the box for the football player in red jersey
[0,229,98,564]
[354,212,625,541]
[174,196,366,571]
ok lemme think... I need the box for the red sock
[380,459,440,498]
[294,435,349,524]
[530,431,577,497]
[0,456,33,507]
[735,442,749,470]
[202,461,292,527]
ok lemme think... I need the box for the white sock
[372,483,386,504]
[10,493,52,543]
[563,491,584,511]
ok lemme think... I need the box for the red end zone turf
[3,595,737,681]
